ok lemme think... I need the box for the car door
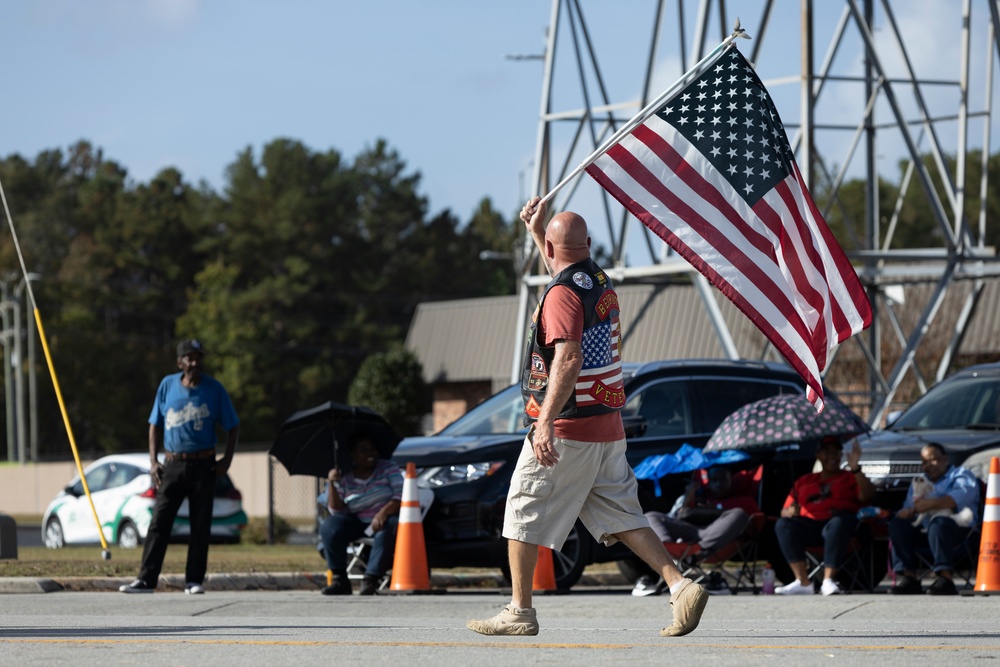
[60,463,113,544]
[620,378,698,511]
[91,462,143,542]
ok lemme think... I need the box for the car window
[83,464,113,493]
[440,385,527,436]
[689,378,800,433]
[893,375,1000,429]
[104,463,141,489]
[622,380,691,437]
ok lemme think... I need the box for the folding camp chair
[317,487,434,590]
[803,520,876,593]
[656,465,767,594]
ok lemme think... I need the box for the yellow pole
[2,171,110,559]
[33,308,110,556]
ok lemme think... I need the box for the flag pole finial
[733,17,751,40]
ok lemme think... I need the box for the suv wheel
[552,522,589,589]
[499,521,590,590]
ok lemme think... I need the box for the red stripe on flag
[604,127,817,354]
[585,161,824,398]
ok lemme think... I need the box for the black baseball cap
[176,339,206,358]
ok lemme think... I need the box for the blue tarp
[633,444,750,497]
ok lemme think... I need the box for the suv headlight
[418,462,505,488]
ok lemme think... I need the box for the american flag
[584,46,872,410]
[576,313,624,408]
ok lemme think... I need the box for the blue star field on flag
[656,48,795,207]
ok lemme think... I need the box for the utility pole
[0,277,14,462]
[9,274,41,464]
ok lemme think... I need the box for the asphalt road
[1,586,997,666]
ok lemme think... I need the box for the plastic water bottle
[761,564,775,595]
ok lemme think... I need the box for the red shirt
[783,470,860,521]
[539,285,625,443]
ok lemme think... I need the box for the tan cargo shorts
[502,428,650,550]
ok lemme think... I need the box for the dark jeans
[888,514,976,574]
[319,514,398,578]
[139,458,216,586]
[775,513,858,570]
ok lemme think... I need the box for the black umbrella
[269,401,402,478]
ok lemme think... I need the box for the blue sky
[3,0,994,241]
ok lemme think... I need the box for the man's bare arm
[531,339,583,466]
[520,196,553,276]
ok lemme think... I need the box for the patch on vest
[589,379,626,408]
[595,289,619,320]
[528,353,548,390]
[525,395,542,418]
[572,272,593,289]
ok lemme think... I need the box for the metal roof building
[406,279,1000,430]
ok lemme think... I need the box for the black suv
[856,361,1000,510]
[392,358,832,588]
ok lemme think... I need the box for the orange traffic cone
[532,546,557,593]
[388,462,432,594]
[973,457,1000,594]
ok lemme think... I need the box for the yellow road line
[0,638,995,651]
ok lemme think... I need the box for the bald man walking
[467,198,708,637]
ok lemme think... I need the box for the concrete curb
[0,577,65,593]
[0,570,628,594]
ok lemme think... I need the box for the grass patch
[0,544,622,580]
[0,543,326,578]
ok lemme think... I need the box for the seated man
[887,443,981,596]
[635,466,759,596]
[318,433,402,596]
[774,437,875,596]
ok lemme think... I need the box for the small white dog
[909,476,974,530]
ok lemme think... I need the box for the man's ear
[546,239,555,258]
[177,358,184,370]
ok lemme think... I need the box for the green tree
[347,346,427,437]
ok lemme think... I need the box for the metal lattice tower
[514,0,1000,425]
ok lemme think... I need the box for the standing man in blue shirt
[887,443,981,595]
[120,339,240,594]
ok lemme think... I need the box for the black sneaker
[119,579,155,594]
[927,576,958,596]
[321,577,352,595]
[887,575,923,595]
[704,571,732,596]
[359,576,379,596]
[631,574,666,597]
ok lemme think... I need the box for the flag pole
[540,20,751,205]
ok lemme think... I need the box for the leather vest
[521,258,625,424]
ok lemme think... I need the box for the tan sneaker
[660,578,709,637]
[466,604,539,636]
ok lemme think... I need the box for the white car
[41,453,248,549]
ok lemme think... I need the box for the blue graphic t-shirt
[148,373,240,453]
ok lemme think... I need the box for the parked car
[856,361,1000,510]
[392,358,844,588]
[42,453,248,549]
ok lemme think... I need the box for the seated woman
[774,437,874,596]
[319,433,403,596]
